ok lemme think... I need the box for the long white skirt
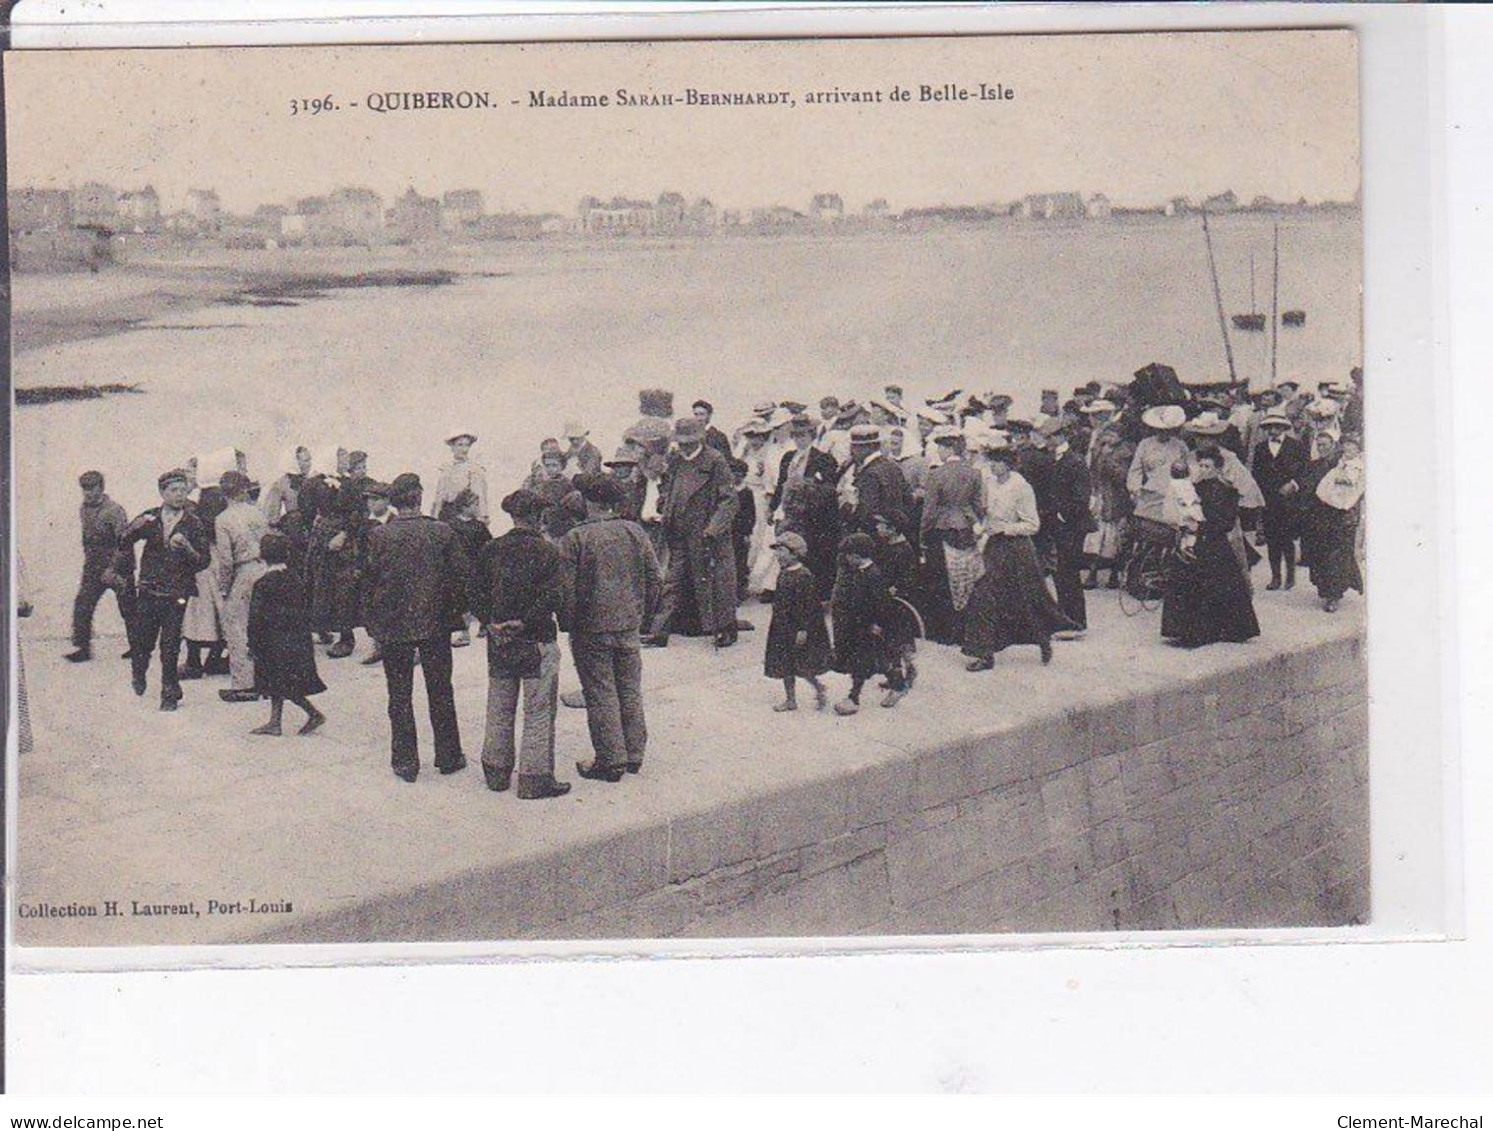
[182,548,224,642]
[746,488,778,595]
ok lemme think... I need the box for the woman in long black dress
[1301,435,1365,612]
[1160,445,1261,647]
[248,532,327,736]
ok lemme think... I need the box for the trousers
[220,560,267,691]
[480,641,560,778]
[569,630,647,770]
[381,635,462,775]
[1053,526,1088,630]
[129,592,187,696]
[72,567,137,649]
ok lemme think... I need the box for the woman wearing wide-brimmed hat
[430,428,489,523]
[1126,405,1190,524]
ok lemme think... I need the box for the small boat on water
[1282,309,1307,327]
[1231,251,1267,332]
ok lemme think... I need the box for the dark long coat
[1160,478,1261,646]
[764,564,831,679]
[362,514,472,645]
[831,559,895,680]
[305,474,366,633]
[845,454,913,536]
[248,567,326,699]
[658,446,739,633]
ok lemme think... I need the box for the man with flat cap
[642,417,739,649]
[362,472,473,782]
[473,488,571,799]
[66,470,135,664]
[214,470,270,702]
[604,444,647,521]
[111,468,212,710]
[558,473,662,781]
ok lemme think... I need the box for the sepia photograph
[5,29,1367,950]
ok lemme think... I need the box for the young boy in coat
[762,532,830,712]
[446,488,492,647]
[830,532,907,715]
[871,510,919,697]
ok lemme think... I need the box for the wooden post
[1201,210,1238,386]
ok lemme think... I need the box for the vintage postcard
[5,30,1366,950]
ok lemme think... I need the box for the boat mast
[1201,210,1239,386]
[1270,222,1280,388]
[1250,251,1257,313]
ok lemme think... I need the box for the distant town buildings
[4,178,1360,270]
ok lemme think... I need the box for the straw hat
[1183,411,1229,436]
[1141,405,1187,430]
[1260,411,1292,429]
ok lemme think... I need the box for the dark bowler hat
[673,417,707,442]
[157,468,190,490]
[501,488,548,520]
[604,445,641,468]
[692,398,714,414]
[779,399,808,414]
[361,479,392,498]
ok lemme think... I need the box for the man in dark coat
[558,474,662,781]
[111,468,212,710]
[692,399,733,459]
[66,470,136,663]
[1050,424,1096,630]
[362,472,473,782]
[1251,411,1310,590]
[771,414,841,600]
[473,489,570,800]
[642,417,740,648]
[1019,427,1060,571]
[841,424,913,538]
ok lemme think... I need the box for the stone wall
[257,631,1368,944]
[542,632,1370,940]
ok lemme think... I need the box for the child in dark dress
[730,458,758,603]
[446,489,493,647]
[762,532,830,712]
[831,532,906,715]
[872,511,920,697]
[248,532,326,736]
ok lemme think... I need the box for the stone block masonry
[260,630,1366,943]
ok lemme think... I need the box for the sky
[5,31,1359,215]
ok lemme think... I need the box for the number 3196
[289,95,337,116]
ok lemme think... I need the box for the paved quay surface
[14,579,1366,948]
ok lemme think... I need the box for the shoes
[965,656,995,672]
[773,699,798,713]
[393,767,418,784]
[833,698,859,716]
[121,648,134,660]
[814,684,828,711]
[1040,641,1054,665]
[317,632,333,645]
[1105,575,1121,590]
[516,774,572,801]
[1265,579,1281,591]
[451,630,471,648]
[64,648,91,663]
[734,618,756,632]
[297,713,326,736]
[218,689,260,703]
[641,633,669,648]
[1081,576,1098,591]
[483,766,512,793]
[179,667,204,681]
[881,688,906,708]
[159,697,178,712]
[360,651,383,666]
[714,629,737,649]
[624,762,642,775]
[326,639,355,659]
[162,684,183,704]
[437,756,468,776]
[560,690,587,709]
[131,675,147,697]
[575,760,625,783]
[250,723,281,736]
[1283,578,1295,591]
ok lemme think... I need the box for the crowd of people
[59,367,1367,799]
